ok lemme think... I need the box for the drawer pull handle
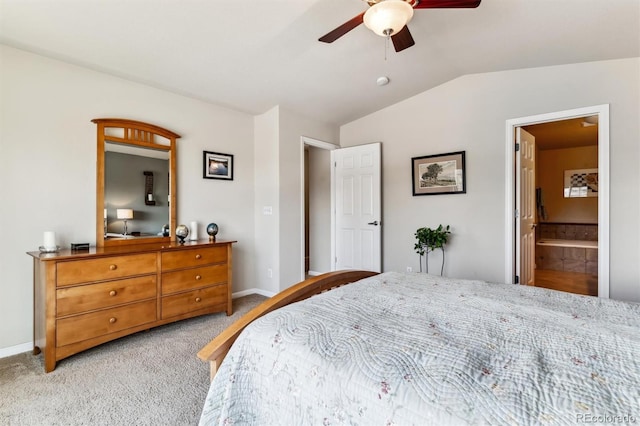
[109,264,117,271]
[195,254,202,260]
[109,290,117,297]
[109,317,117,324]
[195,297,202,302]
[195,275,202,280]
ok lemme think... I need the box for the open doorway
[523,117,599,296]
[300,138,383,280]
[300,137,338,280]
[505,105,610,298]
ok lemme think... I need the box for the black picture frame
[411,151,466,196]
[203,151,234,180]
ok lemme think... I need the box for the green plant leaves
[414,224,451,255]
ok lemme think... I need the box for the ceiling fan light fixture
[363,0,414,37]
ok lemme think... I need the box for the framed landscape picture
[412,151,466,196]
[203,151,234,180]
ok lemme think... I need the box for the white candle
[43,231,56,249]
[189,221,198,241]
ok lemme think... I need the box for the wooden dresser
[28,239,235,372]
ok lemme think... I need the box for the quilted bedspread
[199,272,640,425]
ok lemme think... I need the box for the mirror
[93,118,180,247]
[104,144,170,237]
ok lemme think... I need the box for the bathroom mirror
[93,118,180,247]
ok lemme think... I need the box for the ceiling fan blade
[318,12,365,43]
[414,0,481,9]
[391,26,415,52]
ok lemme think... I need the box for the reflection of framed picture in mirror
[564,168,598,198]
[412,151,466,196]
[203,151,234,180]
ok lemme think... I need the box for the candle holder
[39,246,60,253]
[41,231,59,253]
[189,221,198,241]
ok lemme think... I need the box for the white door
[516,128,536,286]
[332,143,382,272]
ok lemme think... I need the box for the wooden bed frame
[197,270,378,381]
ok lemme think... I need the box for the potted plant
[414,224,451,275]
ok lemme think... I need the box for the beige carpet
[0,294,265,426]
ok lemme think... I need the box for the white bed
[198,271,640,425]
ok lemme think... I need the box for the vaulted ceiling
[1,0,638,125]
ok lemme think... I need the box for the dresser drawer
[161,284,227,319]
[57,275,157,317]
[56,300,156,347]
[161,264,227,295]
[57,253,157,287]
[161,246,226,271]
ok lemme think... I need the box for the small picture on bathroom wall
[564,168,598,198]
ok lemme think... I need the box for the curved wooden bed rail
[197,270,378,381]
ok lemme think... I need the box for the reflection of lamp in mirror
[104,209,108,236]
[116,209,134,235]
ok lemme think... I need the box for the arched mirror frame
[93,118,180,247]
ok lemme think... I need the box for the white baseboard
[0,341,33,359]
[308,270,323,276]
[1,290,274,359]
[232,288,276,299]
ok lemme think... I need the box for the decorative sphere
[206,223,219,237]
[175,224,189,243]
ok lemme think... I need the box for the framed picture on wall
[203,151,234,180]
[411,151,466,196]
[564,168,597,198]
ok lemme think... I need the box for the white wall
[278,108,337,290]
[253,107,280,295]
[251,107,338,294]
[340,58,640,303]
[0,45,256,352]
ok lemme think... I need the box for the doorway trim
[300,136,339,281]
[504,104,610,298]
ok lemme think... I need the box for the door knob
[367,221,379,226]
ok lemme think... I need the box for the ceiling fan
[319,0,481,53]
